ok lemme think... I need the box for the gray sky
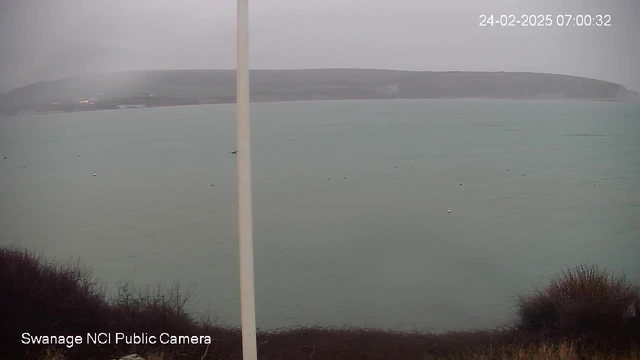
[0,0,638,92]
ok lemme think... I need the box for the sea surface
[1,99,639,332]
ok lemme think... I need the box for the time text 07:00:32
[479,14,611,27]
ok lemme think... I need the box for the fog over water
[0,0,639,92]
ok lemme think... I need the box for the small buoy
[447,210,452,213]
[395,166,398,168]
[211,184,215,186]
[78,155,80,157]
[506,169,509,171]
[522,174,525,176]
[594,184,596,186]
[328,178,330,180]
[93,174,97,176]
[22,166,26,169]
[411,167,414,169]
[459,183,462,186]
[344,177,346,179]
[3,157,6,160]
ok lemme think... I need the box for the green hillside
[1,69,637,115]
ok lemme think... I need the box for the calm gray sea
[1,99,639,332]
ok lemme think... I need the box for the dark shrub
[110,283,194,332]
[0,248,109,357]
[0,247,226,359]
[517,265,639,345]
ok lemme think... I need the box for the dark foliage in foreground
[0,248,238,360]
[517,265,640,348]
[1,247,638,360]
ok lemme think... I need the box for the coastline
[2,247,639,359]
[2,69,637,117]
[3,96,638,118]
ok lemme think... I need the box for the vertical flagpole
[236,0,258,359]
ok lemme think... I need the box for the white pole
[236,0,258,359]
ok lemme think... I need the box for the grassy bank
[1,247,638,360]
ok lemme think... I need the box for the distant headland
[1,69,637,116]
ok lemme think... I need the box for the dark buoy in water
[412,167,414,169]
[522,174,525,176]
[211,184,215,187]
[78,155,80,157]
[22,166,26,169]
[344,177,346,179]
[3,157,6,160]
[460,183,462,186]
[506,169,509,171]
[231,151,238,155]
[395,166,398,168]
[328,178,330,180]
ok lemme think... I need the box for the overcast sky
[0,0,638,92]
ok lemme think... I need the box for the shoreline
[3,96,637,118]
[2,247,639,359]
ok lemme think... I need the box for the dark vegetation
[1,69,637,115]
[518,265,640,344]
[1,247,639,359]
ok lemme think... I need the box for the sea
[1,99,639,332]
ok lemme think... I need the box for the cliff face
[0,69,635,115]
